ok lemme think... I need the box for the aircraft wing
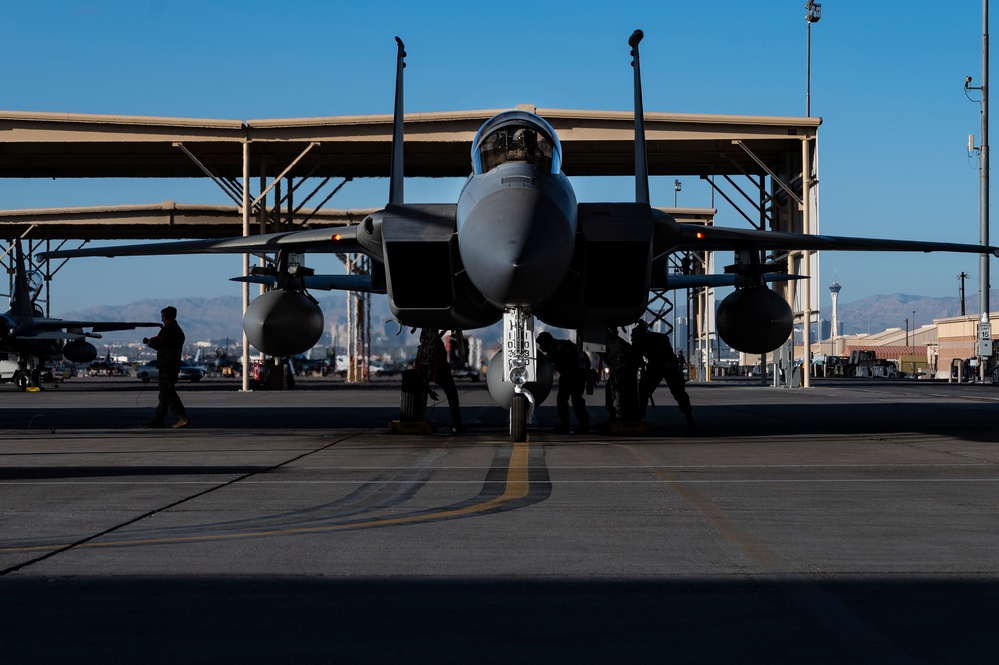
[18,318,161,339]
[231,274,383,293]
[673,223,999,256]
[71,321,162,333]
[36,226,365,260]
[40,209,998,261]
[9,330,86,341]
[661,273,804,290]
[235,266,797,292]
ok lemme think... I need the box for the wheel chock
[600,420,652,436]
[389,420,433,435]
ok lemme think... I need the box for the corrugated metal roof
[844,345,926,359]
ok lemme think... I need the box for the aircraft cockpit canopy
[8,270,44,314]
[472,111,562,175]
[25,270,43,302]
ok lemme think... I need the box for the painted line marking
[0,441,531,555]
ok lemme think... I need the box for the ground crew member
[604,327,641,423]
[536,331,589,434]
[418,328,465,433]
[631,322,695,430]
[143,305,189,429]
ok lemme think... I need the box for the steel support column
[801,136,812,388]
[241,139,250,392]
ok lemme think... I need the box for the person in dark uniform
[536,331,589,434]
[418,328,464,433]
[143,305,189,429]
[631,322,695,430]
[604,327,641,423]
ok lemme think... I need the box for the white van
[0,358,18,380]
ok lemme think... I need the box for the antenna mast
[979,0,991,378]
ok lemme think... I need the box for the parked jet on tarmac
[1,240,160,390]
[38,32,999,435]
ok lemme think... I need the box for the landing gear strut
[503,307,537,442]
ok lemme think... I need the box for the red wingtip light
[332,233,342,241]
[696,231,705,239]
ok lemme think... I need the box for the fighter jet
[38,32,999,436]
[0,240,160,390]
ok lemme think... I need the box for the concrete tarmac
[1,376,998,663]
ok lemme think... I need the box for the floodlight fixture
[806,1,821,23]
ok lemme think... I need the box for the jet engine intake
[716,287,794,354]
[534,203,653,329]
[62,339,98,363]
[381,203,501,330]
[243,290,325,357]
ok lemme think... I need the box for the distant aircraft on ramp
[38,31,999,436]
[1,240,160,390]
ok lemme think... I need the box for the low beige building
[935,313,999,377]
[810,313,999,379]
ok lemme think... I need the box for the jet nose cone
[459,186,575,306]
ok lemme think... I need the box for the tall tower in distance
[829,278,842,342]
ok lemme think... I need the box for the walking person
[143,306,189,429]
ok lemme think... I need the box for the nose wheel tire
[510,392,527,442]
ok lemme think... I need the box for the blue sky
[0,1,992,314]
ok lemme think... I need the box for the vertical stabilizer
[389,37,407,205]
[629,30,650,205]
[10,240,34,327]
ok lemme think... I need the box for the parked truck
[847,350,903,379]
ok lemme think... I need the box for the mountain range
[57,294,394,347]
[55,289,997,348]
[822,290,996,336]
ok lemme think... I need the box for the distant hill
[58,293,394,345]
[59,296,241,343]
[56,294,503,353]
[58,289,997,349]
[819,290,998,336]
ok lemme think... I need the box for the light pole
[966,0,991,381]
[801,1,821,388]
[829,278,841,352]
[673,179,682,207]
[958,271,969,316]
[981,0,990,382]
[805,1,822,117]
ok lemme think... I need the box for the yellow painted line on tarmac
[626,444,778,569]
[0,441,531,554]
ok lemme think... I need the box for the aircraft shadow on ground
[1,401,996,443]
[0,577,996,663]
[0,465,267,481]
